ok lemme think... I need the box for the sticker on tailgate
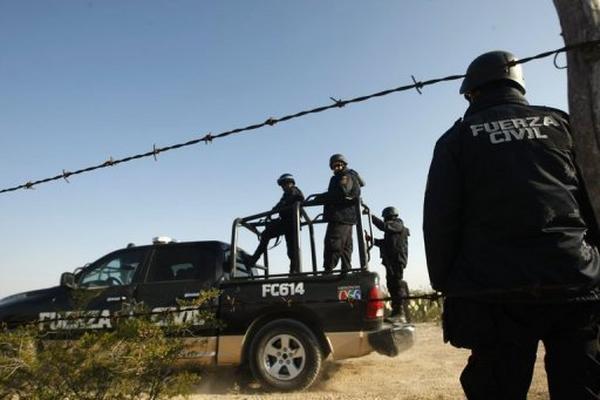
[337,285,362,301]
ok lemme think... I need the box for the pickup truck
[0,198,414,391]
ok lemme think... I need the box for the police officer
[249,173,305,273]
[367,206,410,322]
[316,154,365,273]
[423,50,600,399]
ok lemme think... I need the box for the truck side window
[223,249,259,278]
[146,245,215,283]
[79,249,147,288]
[233,253,250,278]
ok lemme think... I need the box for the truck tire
[248,319,322,391]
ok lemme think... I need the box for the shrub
[406,291,443,323]
[0,289,220,400]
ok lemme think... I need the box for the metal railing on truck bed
[229,195,374,279]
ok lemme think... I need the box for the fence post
[553,0,600,229]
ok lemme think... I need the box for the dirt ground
[182,322,550,400]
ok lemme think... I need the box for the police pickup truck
[0,198,413,391]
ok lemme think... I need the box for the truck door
[40,248,149,331]
[75,248,149,311]
[134,243,219,364]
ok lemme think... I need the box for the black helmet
[277,173,295,186]
[382,206,399,220]
[460,50,525,95]
[329,153,348,168]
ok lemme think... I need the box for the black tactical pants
[323,223,353,272]
[385,262,407,316]
[443,299,600,400]
[251,219,298,273]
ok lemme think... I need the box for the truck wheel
[248,319,322,391]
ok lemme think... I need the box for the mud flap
[368,323,415,357]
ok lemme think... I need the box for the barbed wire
[2,293,442,328]
[4,283,600,328]
[2,39,599,195]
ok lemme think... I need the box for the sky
[0,0,570,297]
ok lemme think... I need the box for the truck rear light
[366,286,384,319]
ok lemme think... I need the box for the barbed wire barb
[202,132,213,144]
[330,97,346,108]
[62,170,71,183]
[411,75,423,94]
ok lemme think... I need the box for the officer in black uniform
[249,173,305,273]
[368,206,410,322]
[423,50,600,399]
[316,154,365,273]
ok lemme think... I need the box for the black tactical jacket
[373,216,409,267]
[319,168,365,225]
[423,87,600,301]
[273,186,305,222]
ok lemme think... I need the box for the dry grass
[180,323,550,400]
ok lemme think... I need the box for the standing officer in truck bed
[315,154,365,273]
[249,173,304,273]
[368,206,410,322]
[423,50,600,400]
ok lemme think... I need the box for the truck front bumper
[368,323,415,357]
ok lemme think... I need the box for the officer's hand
[364,232,372,242]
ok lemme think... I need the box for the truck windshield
[78,248,147,288]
